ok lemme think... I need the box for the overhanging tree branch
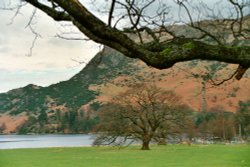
[23,0,250,79]
[25,0,71,21]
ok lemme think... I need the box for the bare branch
[24,9,41,57]
[26,25,40,57]
[25,0,71,21]
[55,34,90,41]
[70,58,87,65]
[108,0,116,26]
[6,3,25,25]
[209,67,238,86]
[176,0,224,45]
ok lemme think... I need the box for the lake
[0,134,95,149]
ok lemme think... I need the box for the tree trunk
[201,80,207,113]
[141,140,150,150]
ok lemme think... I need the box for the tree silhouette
[93,84,191,150]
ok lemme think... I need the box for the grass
[0,144,249,167]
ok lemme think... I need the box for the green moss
[224,45,237,49]
[161,47,172,55]
[183,42,195,50]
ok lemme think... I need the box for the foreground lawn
[0,144,249,167]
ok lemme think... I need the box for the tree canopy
[5,0,250,80]
[93,84,191,150]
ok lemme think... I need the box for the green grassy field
[0,144,249,167]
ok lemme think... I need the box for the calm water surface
[0,134,95,149]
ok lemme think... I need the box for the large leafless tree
[3,0,250,81]
[93,84,191,150]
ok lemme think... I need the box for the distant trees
[38,110,48,128]
[206,107,236,141]
[60,109,99,133]
[194,105,250,141]
[0,123,6,134]
[235,100,250,139]
[93,84,191,150]
[16,106,99,134]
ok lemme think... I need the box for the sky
[0,1,100,93]
[0,0,243,93]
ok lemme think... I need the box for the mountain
[0,46,250,134]
[0,47,139,133]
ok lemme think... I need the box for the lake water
[0,134,95,149]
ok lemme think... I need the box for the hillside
[0,47,138,133]
[0,46,249,134]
